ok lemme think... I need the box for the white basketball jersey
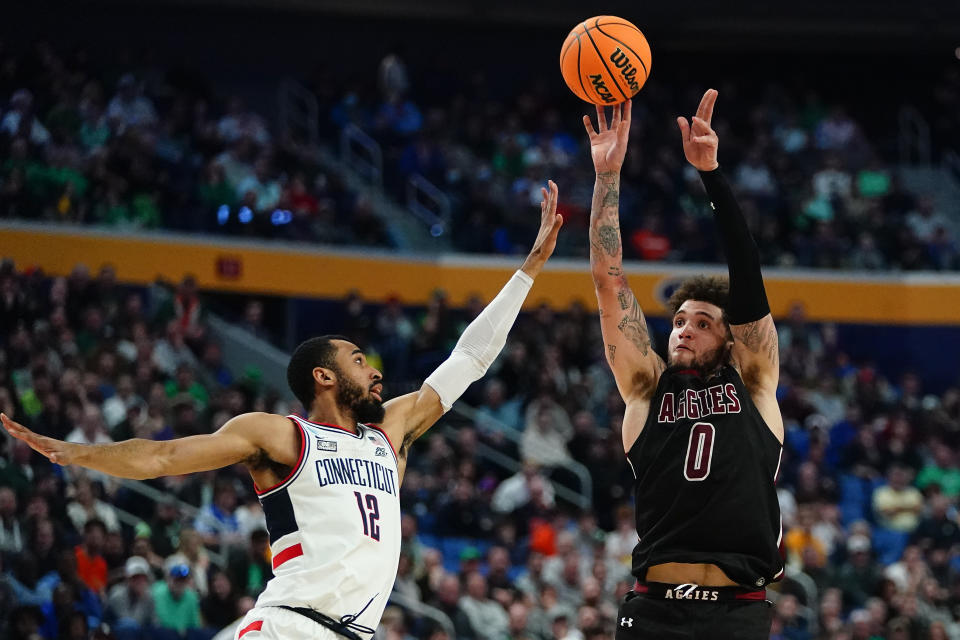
[252,415,402,637]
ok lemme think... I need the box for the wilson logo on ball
[610,48,641,93]
[589,74,616,103]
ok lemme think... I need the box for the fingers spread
[611,103,622,129]
[623,99,632,126]
[596,104,608,132]
[583,115,597,137]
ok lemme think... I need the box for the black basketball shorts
[615,583,774,640]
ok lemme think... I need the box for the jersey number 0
[683,422,716,481]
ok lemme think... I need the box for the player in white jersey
[2,181,564,640]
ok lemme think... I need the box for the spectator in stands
[0,486,23,554]
[152,563,202,637]
[834,534,883,608]
[429,573,477,640]
[475,379,523,433]
[66,477,120,533]
[200,568,241,632]
[226,529,271,599]
[1,89,50,146]
[520,405,572,468]
[28,518,59,577]
[165,529,211,597]
[217,97,270,147]
[916,441,960,498]
[106,74,157,130]
[193,480,242,549]
[459,572,509,640]
[548,554,584,610]
[491,462,555,516]
[74,519,108,594]
[66,404,112,446]
[873,464,924,533]
[105,556,156,637]
[912,494,960,552]
[436,479,493,537]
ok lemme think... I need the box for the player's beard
[669,342,732,376]
[336,371,386,425]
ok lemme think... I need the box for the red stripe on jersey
[238,620,263,638]
[272,543,304,569]
[734,590,767,600]
[254,420,307,495]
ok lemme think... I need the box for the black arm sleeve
[698,167,770,325]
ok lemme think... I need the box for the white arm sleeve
[424,270,533,412]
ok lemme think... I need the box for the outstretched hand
[520,180,563,278]
[677,88,720,172]
[583,100,632,175]
[2,412,77,465]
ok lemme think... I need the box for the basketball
[560,16,652,105]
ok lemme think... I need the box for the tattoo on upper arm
[733,320,779,366]
[607,344,617,363]
[617,289,630,310]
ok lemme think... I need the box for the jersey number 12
[354,491,381,541]
[684,422,716,481]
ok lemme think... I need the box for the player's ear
[313,367,337,388]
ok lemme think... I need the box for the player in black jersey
[583,90,784,639]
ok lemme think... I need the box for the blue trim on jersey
[260,486,298,545]
[289,415,364,439]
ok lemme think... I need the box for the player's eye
[675,319,683,327]
[699,321,709,329]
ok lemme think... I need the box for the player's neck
[308,399,360,434]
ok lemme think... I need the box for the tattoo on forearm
[608,266,622,277]
[597,225,620,256]
[617,296,653,356]
[618,315,650,356]
[617,289,630,310]
[590,173,623,266]
[602,182,619,208]
[607,344,617,364]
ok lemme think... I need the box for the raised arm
[1,411,288,479]
[585,101,665,404]
[677,89,782,439]
[379,182,564,459]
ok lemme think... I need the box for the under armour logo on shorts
[620,618,633,628]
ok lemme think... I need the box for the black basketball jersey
[626,364,784,588]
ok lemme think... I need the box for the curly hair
[666,275,730,320]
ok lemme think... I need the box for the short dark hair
[84,519,106,535]
[287,335,349,410]
[667,275,730,321]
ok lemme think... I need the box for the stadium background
[1,1,959,639]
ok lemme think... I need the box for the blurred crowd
[2,40,959,271]
[0,259,959,639]
[319,54,960,270]
[0,41,393,247]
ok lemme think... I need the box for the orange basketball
[560,16,652,105]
